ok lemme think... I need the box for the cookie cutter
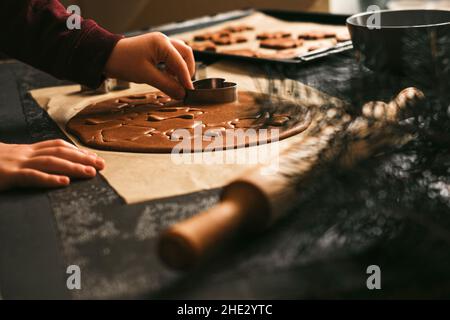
[185,78,237,105]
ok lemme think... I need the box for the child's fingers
[144,62,186,100]
[24,156,97,178]
[32,139,98,157]
[158,41,194,90]
[15,169,70,188]
[32,147,105,170]
[32,139,77,150]
[170,39,196,78]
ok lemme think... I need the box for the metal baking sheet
[129,9,353,65]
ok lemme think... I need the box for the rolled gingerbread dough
[66,91,312,153]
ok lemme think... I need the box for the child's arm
[0,0,194,98]
[0,0,121,89]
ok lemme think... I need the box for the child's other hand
[104,32,195,100]
[0,139,105,191]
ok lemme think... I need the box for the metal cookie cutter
[185,78,237,105]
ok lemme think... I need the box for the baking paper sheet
[30,61,344,204]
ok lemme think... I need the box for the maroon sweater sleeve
[0,0,123,88]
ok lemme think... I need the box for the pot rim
[347,9,450,29]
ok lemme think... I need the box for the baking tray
[126,9,353,65]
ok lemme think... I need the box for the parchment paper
[30,61,344,204]
[175,11,350,58]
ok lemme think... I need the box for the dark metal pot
[347,9,450,77]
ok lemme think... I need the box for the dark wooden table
[1,51,450,299]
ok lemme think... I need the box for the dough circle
[66,91,312,153]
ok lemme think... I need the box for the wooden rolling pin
[158,87,425,270]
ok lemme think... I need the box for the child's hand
[0,139,105,191]
[104,32,195,100]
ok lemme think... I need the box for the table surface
[1,51,450,299]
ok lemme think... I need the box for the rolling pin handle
[158,181,271,270]
[158,200,246,270]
